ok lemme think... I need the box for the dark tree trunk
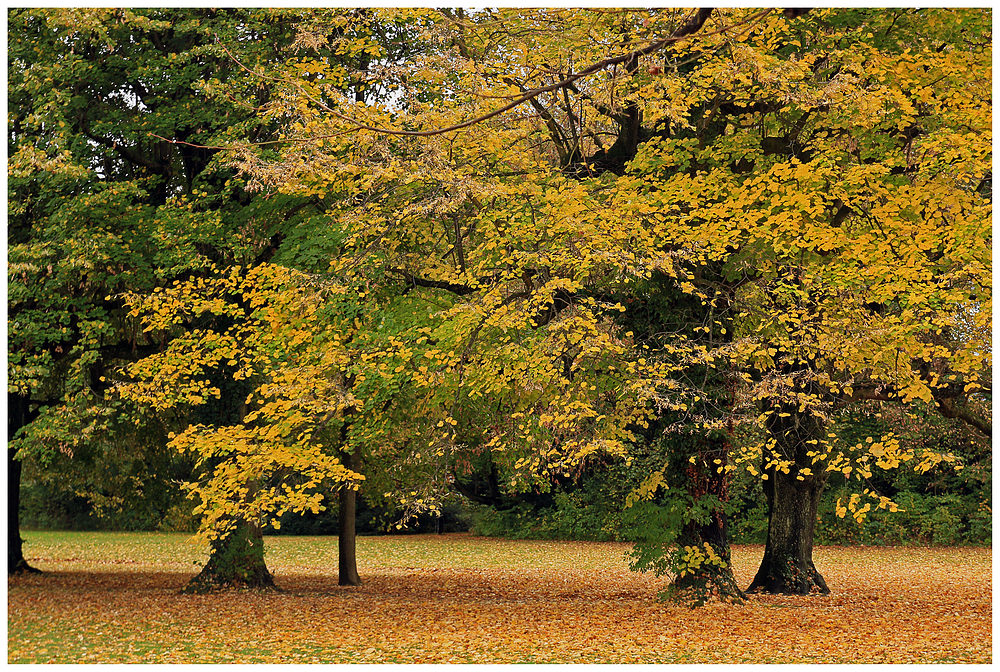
[748,388,830,595]
[669,284,744,604]
[338,451,361,586]
[8,392,41,575]
[181,360,275,592]
[747,465,829,594]
[183,519,274,593]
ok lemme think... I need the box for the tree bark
[666,429,744,604]
[8,392,41,575]
[338,450,362,586]
[180,360,277,592]
[182,519,274,593]
[748,390,830,595]
[747,465,829,594]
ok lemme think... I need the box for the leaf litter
[8,532,991,663]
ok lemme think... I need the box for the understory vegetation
[23,446,990,547]
[23,399,990,546]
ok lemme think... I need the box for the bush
[19,481,192,532]
[815,489,991,546]
[469,462,642,542]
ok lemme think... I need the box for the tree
[243,7,762,602]
[621,7,991,593]
[8,394,41,573]
[254,6,989,600]
[107,10,458,588]
[71,6,987,602]
[7,8,311,578]
[119,263,378,588]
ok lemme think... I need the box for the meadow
[7,531,991,663]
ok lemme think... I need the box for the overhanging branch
[308,9,762,139]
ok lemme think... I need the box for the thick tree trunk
[183,519,274,593]
[8,393,41,575]
[182,365,275,592]
[338,451,361,586]
[666,430,744,605]
[748,466,829,594]
[748,388,830,595]
[670,518,744,604]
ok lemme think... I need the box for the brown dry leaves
[8,532,991,663]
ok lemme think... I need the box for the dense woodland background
[20,399,993,546]
[9,7,990,600]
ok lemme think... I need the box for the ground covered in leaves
[8,531,991,663]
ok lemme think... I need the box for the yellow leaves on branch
[624,469,667,509]
[119,263,370,541]
[171,423,361,539]
[836,491,900,524]
[675,542,727,579]
[123,8,990,535]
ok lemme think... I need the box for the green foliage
[472,492,620,542]
[625,493,744,607]
[7,9,321,561]
[271,496,472,536]
[816,490,990,546]
[19,487,97,532]
[9,9,991,594]
[467,457,663,542]
[725,398,992,546]
[469,401,992,548]
[19,482,194,533]
[817,400,990,544]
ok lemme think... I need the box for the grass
[8,531,992,663]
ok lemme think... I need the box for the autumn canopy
[8,7,990,604]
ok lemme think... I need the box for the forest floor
[7,531,992,663]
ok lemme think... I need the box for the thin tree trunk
[338,450,361,586]
[336,69,368,589]
[183,519,274,593]
[8,392,41,575]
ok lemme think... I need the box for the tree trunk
[183,519,274,593]
[338,450,361,586]
[8,392,41,575]
[666,429,744,605]
[747,466,829,594]
[182,365,275,593]
[748,390,830,595]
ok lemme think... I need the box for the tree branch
[313,9,751,138]
[937,397,991,438]
[842,381,991,438]
[391,269,477,296]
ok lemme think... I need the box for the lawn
[7,531,992,663]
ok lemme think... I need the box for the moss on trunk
[183,520,274,593]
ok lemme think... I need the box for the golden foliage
[235,6,991,515]
[117,264,365,540]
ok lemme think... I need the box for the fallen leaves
[7,532,991,663]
